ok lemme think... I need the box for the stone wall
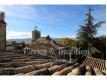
[0,11,6,51]
[32,29,41,42]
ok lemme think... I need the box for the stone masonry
[0,11,6,51]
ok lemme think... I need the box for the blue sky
[0,5,106,39]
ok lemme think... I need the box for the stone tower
[0,11,6,51]
[32,26,41,42]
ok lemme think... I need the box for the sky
[0,5,106,39]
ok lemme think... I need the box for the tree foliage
[76,7,105,57]
[58,37,75,47]
[93,35,106,59]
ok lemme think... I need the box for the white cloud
[0,6,3,11]
[7,31,31,39]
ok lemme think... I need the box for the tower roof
[0,11,6,24]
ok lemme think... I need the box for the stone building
[0,11,6,51]
[31,27,60,48]
[32,27,50,45]
[32,26,41,43]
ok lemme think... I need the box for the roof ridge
[86,56,106,61]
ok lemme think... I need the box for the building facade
[0,11,6,51]
[32,27,41,43]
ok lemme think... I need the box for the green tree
[77,7,105,57]
[46,35,51,40]
[21,41,26,48]
[58,37,75,47]
[93,35,106,59]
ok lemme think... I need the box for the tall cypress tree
[77,7,105,56]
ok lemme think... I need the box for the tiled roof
[0,52,106,75]
[82,56,106,71]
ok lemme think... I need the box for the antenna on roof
[35,25,38,30]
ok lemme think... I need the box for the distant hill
[7,38,32,43]
[7,38,61,43]
[53,38,61,42]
